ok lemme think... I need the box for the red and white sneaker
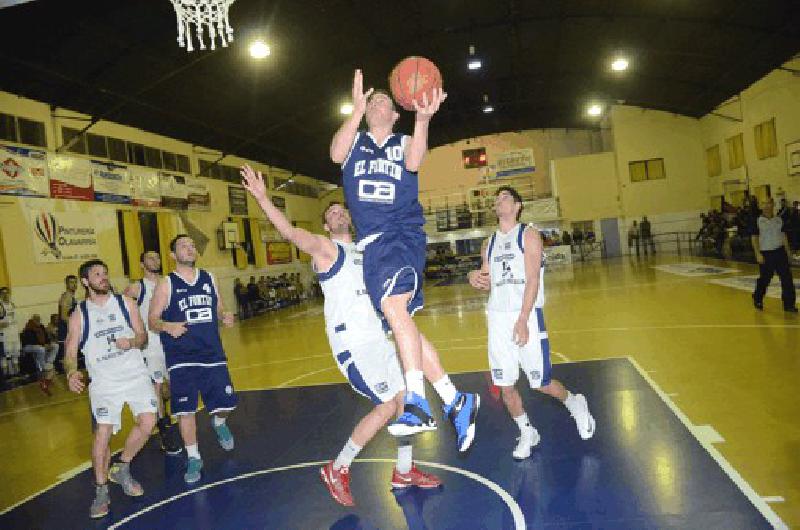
[391,465,442,489]
[320,461,354,507]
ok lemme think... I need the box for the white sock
[396,439,413,474]
[514,413,532,434]
[432,375,458,406]
[405,370,425,398]
[333,438,362,470]
[212,415,226,427]
[186,444,201,460]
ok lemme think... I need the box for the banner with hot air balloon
[0,144,49,197]
[29,210,99,263]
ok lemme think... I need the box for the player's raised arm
[330,69,372,164]
[468,237,491,291]
[240,165,336,262]
[405,88,447,172]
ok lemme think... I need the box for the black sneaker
[752,295,763,310]
[158,418,183,455]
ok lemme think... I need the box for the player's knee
[138,412,157,432]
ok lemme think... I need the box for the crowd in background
[696,195,800,259]
[234,273,320,319]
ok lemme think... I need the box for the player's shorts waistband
[168,361,228,371]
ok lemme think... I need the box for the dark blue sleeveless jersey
[342,132,425,240]
[159,269,225,367]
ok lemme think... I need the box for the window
[176,154,190,174]
[127,143,146,165]
[62,127,87,154]
[754,118,777,160]
[162,151,178,171]
[138,212,160,253]
[86,133,108,158]
[706,145,721,177]
[116,211,131,277]
[108,137,128,162]
[628,158,665,182]
[726,133,744,169]
[17,118,46,147]
[144,146,163,169]
[0,113,15,142]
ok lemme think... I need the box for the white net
[170,0,235,52]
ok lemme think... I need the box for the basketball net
[170,0,235,52]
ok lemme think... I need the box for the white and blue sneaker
[444,392,480,452]
[388,392,437,437]
[213,423,235,451]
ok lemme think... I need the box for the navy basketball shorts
[169,363,238,415]
[361,229,426,319]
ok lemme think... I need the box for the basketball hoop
[170,0,235,52]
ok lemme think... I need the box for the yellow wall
[700,58,800,201]
[419,129,608,197]
[0,91,329,323]
[552,152,620,221]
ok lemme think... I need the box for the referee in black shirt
[751,198,797,312]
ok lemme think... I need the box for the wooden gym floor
[0,254,797,528]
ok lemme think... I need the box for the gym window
[754,118,777,160]
[17,118,46,148]
[726,133,745,169]
[629,158,665,182]
[61,127,87,154]
[706,145,721,177]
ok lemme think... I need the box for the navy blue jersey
[159,269,225,367]
[342,132,425,240]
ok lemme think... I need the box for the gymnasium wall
[701,57,800,202]
[419,129,609,197]
[0,91,328,324]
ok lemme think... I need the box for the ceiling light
[467,44,482,71]
[586,103,603,117]
[340,102,354,115]
[483,105,494,113]
[611,57,629,71]
[249,39,271,59]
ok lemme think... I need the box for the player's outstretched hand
[68,371,85,393]
[165,321,188,339]
[468,270,491,291]
[240,165,268,202]
[352,69,374,117]
[513,317,529,347]
[413,88,447,121]
[222,312,235,328]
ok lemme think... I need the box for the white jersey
[135,277,163,349]
[487,223,545,312]
[316,241,387,351]
[0,300,19,344]
[78,294,148,390]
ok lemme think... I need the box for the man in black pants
[751,198,797,312]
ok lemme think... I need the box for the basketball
[389,56,443,111]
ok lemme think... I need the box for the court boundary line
[625,355,788,530]
[106,458,525,530]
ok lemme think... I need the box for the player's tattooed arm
[330,69,372,164]
[65,309,84,392]
[468,237,491,291]
[148,277,187,338]
[240,164,337,265]
[209,272,234,327]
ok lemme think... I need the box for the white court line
[276,366,338,388]
[626,356,788,530]
[764,496,785,503]
[107,458,525,530]
[552,351,571,363]
[551,323,800,334]
[228,352,330,372]
[0,395,85,418]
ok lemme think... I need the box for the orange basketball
[389,56,443,112]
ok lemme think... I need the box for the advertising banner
[0,144,49,197]
[30,210,99,263]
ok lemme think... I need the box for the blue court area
[1,359,775,529]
